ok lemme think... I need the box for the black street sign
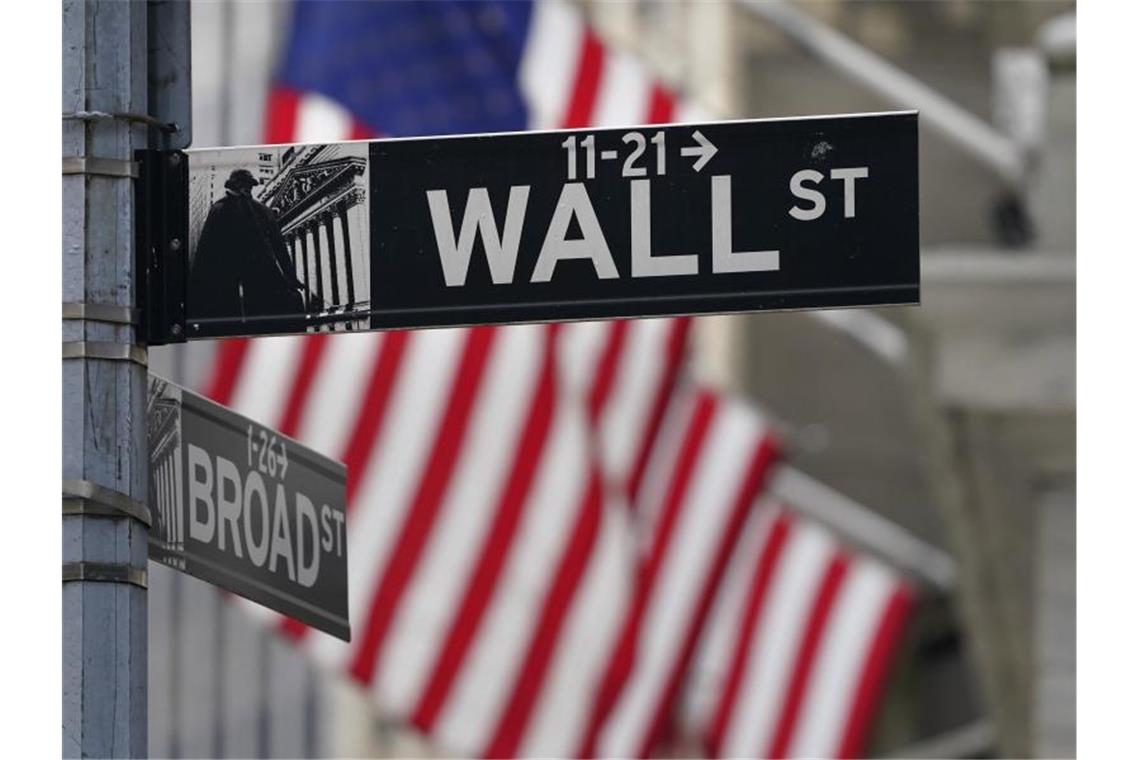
[146,375,350,640]
[139,111,918,343]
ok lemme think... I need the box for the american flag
[203,1,913,756]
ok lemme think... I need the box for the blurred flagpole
[739,0,1029,186]
[771,467,957,592]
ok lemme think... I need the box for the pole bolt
[170,238,182,252]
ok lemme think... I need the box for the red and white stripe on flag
[204,320,705,757]
[684,496,915,759]
[581,387,781,758]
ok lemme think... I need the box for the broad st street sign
[138,111,919,343]
[146,375,350,640]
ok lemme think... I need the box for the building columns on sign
[328,209,350,309]
[156,461,165,541]
[316,216,334,313]
[259,147,369,323]
[296,230,311,312]
[336,201,356,306]
[307,223,324,311]
[345,193,369,308]
[293,233,302,291]
[164,461,171,540]
[287,236,301,287]
[321,212,340,307]
[176,460,183,545]
[310,219,324,314]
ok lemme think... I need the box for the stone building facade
[146,378,184,569]
[259,144,370,331]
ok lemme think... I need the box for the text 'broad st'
[147,375,350,640]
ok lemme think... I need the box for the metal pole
[213,592,226,759]
[62,0,149,756]
[258,633,272,758]
[304,662,319,758]
[169,572,183,759]
[769,467,958,592]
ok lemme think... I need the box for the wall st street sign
[139,111,919,343]
[147,375,350,640]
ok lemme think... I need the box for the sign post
[146,375,350,640]
[63,1,150,755]
[139,111,919,344]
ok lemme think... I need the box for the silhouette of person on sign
[189,169,307,326]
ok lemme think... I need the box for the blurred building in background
[148,1,1075,757]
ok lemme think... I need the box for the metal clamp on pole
[63,109,179,135]
[63,479,152,528]
[135,149,191,344]
[62,302,140,327]
[63,156,139,180]
[62,562,148,590]
[62,341,148,367]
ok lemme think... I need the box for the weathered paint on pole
[62,0,149,755]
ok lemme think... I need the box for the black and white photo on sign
[187,143,370,331]
[147,376,185,571]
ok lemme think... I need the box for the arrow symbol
[680,130,717,172]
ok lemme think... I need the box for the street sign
[146,374,350,640]
[139,111,918,343]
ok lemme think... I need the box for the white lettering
[831,167,869,218]
[215,455,243,558]
[268,483,296,581]
[187,443,215,543]
[630,180,698,278]
[243,471,270,567]
[320,504,334,553]
[183,446,337,588]
[711,175,780,273]
[531,182,618,283]
[789,169,826,221]
[426,186,530,286]
[295,494,321,588]
[332,510,346,557]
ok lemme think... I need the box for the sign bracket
[136,149,189,345]
[63,479,152,527]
